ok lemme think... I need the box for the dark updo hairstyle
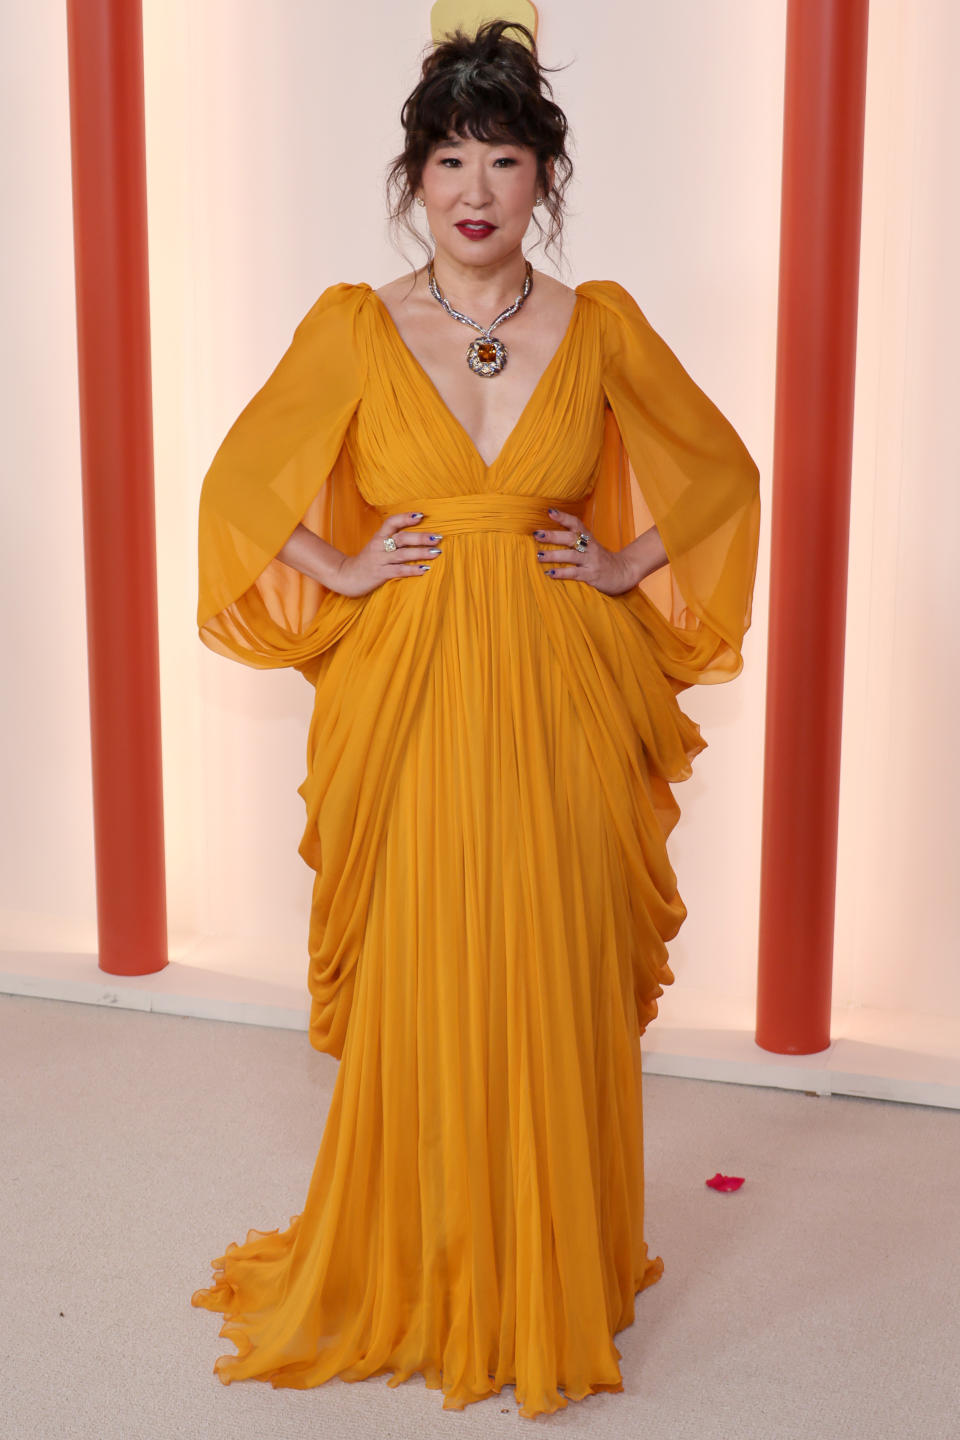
[385,19,574,279]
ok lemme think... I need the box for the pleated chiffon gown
[190,278,761,1418]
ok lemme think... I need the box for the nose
[459,164,493,208]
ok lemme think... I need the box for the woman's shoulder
[574,277,645,315]
[372,273,418,306]
[294,280,376,335]
[573,279,656,363]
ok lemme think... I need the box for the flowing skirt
[191,527,706,1417]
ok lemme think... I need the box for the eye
[436,155,518,168]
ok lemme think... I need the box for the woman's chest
[349,318,608,506]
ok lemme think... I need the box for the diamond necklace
[426,257,533,378]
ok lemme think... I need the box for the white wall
[1,2,96,954]
[835,0,960,1017]
[2,1,955,1020]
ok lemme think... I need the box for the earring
[534,194,545,207]
[415,195,425,207]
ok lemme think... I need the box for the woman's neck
[426,245,530,317]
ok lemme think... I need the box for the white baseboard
[3,950,958,1110]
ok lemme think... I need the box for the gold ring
[574,531,589,552]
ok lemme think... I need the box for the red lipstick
[455,221,497,240]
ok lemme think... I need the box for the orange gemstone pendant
[467,334,507,377]
[427,256,531,380]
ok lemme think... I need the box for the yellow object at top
[431,2,538,46]
[429,1,538,46]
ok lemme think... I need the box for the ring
[574,531,589,552]
[383,536,397,551]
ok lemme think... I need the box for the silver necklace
[426,257,533,378]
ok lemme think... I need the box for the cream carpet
[4,992,957,1439]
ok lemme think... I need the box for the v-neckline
[369,285,583,473]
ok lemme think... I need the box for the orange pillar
[756,0,869,1053]
[65,0,167,976]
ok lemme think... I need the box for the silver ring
[574,531,589,552]
[383,536,397,551]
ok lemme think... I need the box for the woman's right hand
[327,512,442,597]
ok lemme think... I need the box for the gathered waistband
[373,492,588,536]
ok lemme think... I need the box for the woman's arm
[276,523,347,589]
[620,524,669,586]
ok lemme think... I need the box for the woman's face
[418,131,552,270]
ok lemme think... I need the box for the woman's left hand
[533,508,638,597]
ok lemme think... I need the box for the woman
[191,18,761,1421]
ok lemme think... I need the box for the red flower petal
[705,1172,745,1191]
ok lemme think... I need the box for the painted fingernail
[547,568,555,575]
[537,551,544,558]
[412,511,423,519]
[420,564,430,570]
[428,548,441,555]
[533,530,544,538]
[429,533,443,541]
[547,508,557,516]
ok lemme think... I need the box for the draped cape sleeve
[578,280,761,692]
[196,282,383,684]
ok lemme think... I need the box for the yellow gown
[190,278,761,1418]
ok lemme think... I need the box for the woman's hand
[327,511,442,597]
[532,508,641,597]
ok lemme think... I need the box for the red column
[756,0,869,1053]
[65,0,167,976]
